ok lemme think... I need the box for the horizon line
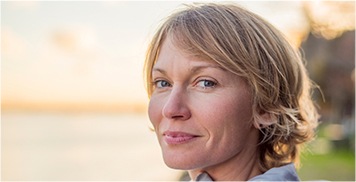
[1,101,148,114]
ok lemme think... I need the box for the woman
[144,3,319,181]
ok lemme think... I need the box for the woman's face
[148,38,259,172]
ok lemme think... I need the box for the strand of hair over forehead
[179,3,294,97]
[181,3,255,74]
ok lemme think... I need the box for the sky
[1,1,309,111]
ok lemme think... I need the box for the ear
[253,110,278,129]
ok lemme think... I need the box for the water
[1,111,181,181]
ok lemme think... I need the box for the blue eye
[197,80,217,89]
[155,80,171,88]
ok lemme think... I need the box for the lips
[163,131,199,145]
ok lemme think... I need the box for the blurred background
[1,1,354,181]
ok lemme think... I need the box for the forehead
[153,36,218,67]
[153,37,218,69]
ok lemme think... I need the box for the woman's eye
[154,80,171,88]
[196,79,217,89]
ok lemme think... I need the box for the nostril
[163,107,191,120]
[162,103,191,120]
[171,115,185,119]
[170,112,191,120]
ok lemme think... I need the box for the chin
[164,158,193,170]
[162,153,206,170]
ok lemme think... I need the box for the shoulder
[248,163,300,181]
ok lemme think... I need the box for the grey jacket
[196,163,300,181]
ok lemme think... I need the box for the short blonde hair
[144,3,319,172]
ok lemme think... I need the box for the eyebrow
[189,65,226,73]
[152,67,167,75]
[152,64,226,74]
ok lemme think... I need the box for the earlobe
[253,111,277,129]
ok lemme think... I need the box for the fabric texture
[249,163,300,181]
[195,163,300,181]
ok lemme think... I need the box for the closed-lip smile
[163,131,200,145]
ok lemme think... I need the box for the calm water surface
[2,111,181,181]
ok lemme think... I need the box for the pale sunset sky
[2,1,310,111]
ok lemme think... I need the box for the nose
[162,88,191,121]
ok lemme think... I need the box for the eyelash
[153,80,171,88]
[195,79,217,89]
[152,79,217,90]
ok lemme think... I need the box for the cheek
[203,95,252,122]
[148,96,162,129]
[200,94,254,140]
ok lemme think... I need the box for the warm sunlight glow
[2,1,354,112]
[303,1,355,39]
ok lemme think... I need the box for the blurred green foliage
[300,24,355,181]
[298,149,355,181]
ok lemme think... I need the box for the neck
[188,131,262,181]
